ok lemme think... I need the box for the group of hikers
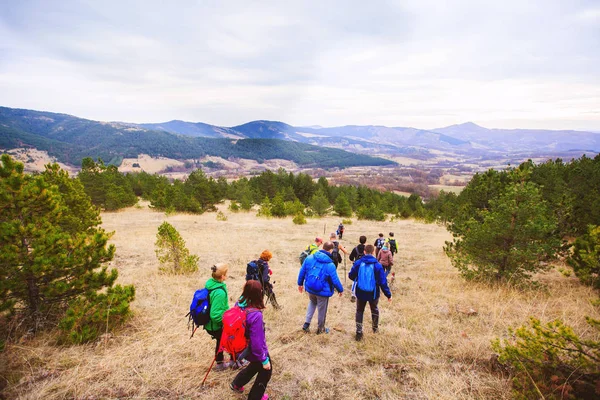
[196,227,398,400]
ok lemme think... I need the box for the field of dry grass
[3,202,599,399]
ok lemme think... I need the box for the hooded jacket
[349,254,392,301]
[245,309,269,364]
[377,249,394,267]
[297,250,344,297]
[203,278,229,332]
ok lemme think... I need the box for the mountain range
[1,106,599,170]
[136,117,600,156]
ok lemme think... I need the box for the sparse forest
[1,153,600,399]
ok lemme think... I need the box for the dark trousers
[207,329,224,362]
[232,360,273,400]
[356,298,379,334]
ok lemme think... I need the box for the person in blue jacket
[297,241,344,334]
[349,244,392,341]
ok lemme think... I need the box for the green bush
[257,196,272,218]
[216,211,228,221]
[342,218,353,225]
[356,205,386,221]
[293,213,307,225]
[492,316,600,400]
[155,222,199,274]
[228,201,240,212]
[59,285,135,344]
[568,225,600,290]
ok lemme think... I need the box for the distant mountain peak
[454,121,487,129]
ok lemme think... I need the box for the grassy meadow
[3,202,598,399]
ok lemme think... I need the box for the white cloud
[0,0,598,130]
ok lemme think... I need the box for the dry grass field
[3,202,599,399]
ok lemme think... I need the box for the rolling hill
[0,107,395,168]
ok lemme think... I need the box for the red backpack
[219,306,256,361]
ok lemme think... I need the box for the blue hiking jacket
[349,254,392,301]
[297,250,344,297]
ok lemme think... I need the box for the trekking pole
[201,355,217,387]
[343,255,347,283]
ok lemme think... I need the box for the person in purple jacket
[230,280,272,400]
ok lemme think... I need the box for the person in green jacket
[204,263,230,371]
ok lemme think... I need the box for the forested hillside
[0,107,395,168]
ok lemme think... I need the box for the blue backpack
[186,287,223,337]
[357,262,376,295]
[305,262,325,292]
[246,260,261,282]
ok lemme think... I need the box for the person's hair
[359,235,367,244]
[365,244,375,254]
[329,232,337,239]
[379,233,384,237]
[260,249,272,261]
[323,241,334,251]
[211,263,228,280]
[389,232,394,237]
[242,280,265,309]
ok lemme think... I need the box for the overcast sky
[1,0,599,130]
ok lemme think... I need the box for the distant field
[428,184,465,194]
[4,203,596,399]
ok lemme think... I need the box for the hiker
[337,222,345,240]
[297,241,344,334]
[329,232,348,269]
[349,244,392,341]
[377,243,394,276]
[374,233,386,257]
[386,232,398,256]
[348,235,367,302]
[349,235,367,262]
[309,237,323,255]
[204,263,231,371]
[299,237,324,267]
[230,280,272,400]
[246,250,272,288]
[247,250,280,310]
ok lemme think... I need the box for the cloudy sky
[1,0,599,130]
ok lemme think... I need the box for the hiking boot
[232,359,249,370]
[229,383,244,393]
[214,361,233,371]
[373,328,379,333]
[355,332,363,341]
[351,295,356,303]
[302,323,310,333]
[261,395,269,400]
[316,327,330,335]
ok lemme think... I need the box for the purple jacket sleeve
[246,311,269,363]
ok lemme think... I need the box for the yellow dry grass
[2,203,599,399]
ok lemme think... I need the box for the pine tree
[0,155,123,330]
[568,225,600,289]
[310,189,330,216]
[444,180,561,284]
[334,193,353,217]
[155,222,199,274]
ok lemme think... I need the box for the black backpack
[331,241,343,266]
[388,239,397,254]
[375,237,385,249]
